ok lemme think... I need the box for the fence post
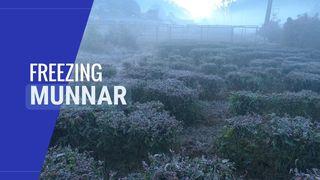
[155,25,159,42]
[200,26,203,41]
[231,27,234,43]
[169,25,172,40]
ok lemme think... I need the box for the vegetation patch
[229,91,320,120]
[217,114,320,179]
[41,146,105,179]
[131,79,203,125]
[51,102,182,170]
[124,153,235,180]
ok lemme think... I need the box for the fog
[136,0,319,25]
[88,0,320,25]
[80,0,320,52]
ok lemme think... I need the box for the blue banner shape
[0,0,93,179]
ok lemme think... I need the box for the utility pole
[264,0,273,25]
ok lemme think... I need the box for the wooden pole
[264,0,273,25]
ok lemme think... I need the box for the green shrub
[229,91,320,120]
[131,79,203,125]
[217,115,320,179]
[124,153,236,179]
[41,146,105,179]
[51,101,182,170]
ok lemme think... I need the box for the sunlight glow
[169,0,236,19]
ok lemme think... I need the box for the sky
[136,0,320,25]
[166,0,235,19]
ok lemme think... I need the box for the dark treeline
[261,14,320,49]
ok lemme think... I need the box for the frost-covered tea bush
[217,115,320,179]
[198,75,226,100]
[102,77,143,103]
[46,42,320,178]
[281,62,312,74]
[165,70,201,88]
[200,63,219,75]
[292,168,320,179]
[205,55,228,65]
[189,48,220,61]
[165,54,192,63]
[157,43,225,59]
[229,91,320,120]
[122,66,167,80]
[102,64,117,78]
[226,71,263,92]
[124,153,235,179]
[41,146,104,179]
[96,101,182,167]
[169,61,196,71]
[235,51,283,63]
[50,109,98,147]
[226,68,285,92]
[285,71,320,92]
[250,58,283,68]
[166,70,226,100]
[219,64,238,75]
[131,79,203,124]
[51,101,182,169]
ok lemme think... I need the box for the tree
[283,14,320,49]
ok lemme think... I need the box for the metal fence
[138,24,260,42]
[90,20,260,43]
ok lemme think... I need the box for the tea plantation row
[42,43,320,179]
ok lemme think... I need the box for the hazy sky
[136,0,320,25]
